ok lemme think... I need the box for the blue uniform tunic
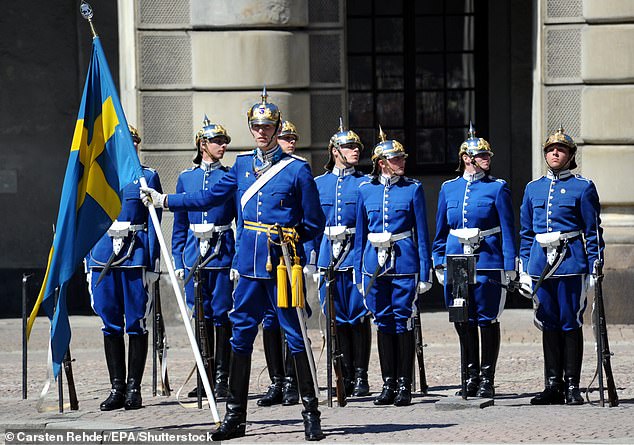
[354,175,431,334]
[171,162,236,325]
[309,166,368,325]
[87,167,162,336]
[520,170,603,330]
[432,172,517,325]
[168,147,325,355]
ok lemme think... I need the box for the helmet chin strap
[335,144,352,167]
[201,143,220,163]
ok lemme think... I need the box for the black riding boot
[282,342,299,405]
[531,330,565,405]
[374,331,397,405]
[211,352,251,441]
[351,317,371,396]
[294,351,325,441]
[455,323,480,397]
[564,328,584,405]
[125,332,148,410]
[214,322,232,398]
[257,327,285,406]
[394,330,415,406]
[337,323,355,396]
[100,335,127,411]
[188,318,215,398]
[477,322,500,398]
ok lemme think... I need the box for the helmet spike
[378,124,387,143]
[338,116,344,132]
[557,125,565,134]
[261,85,268,104]
[467,120,476,139]
[203,114,211,126]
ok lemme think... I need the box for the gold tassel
[277,257,289,308]
[291,257,305,308]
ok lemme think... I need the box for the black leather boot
[282,343,299,405]
[257,328,285,407]
[374,331,397,405]
[455,323,480,397]
[531,330,565,405]
[124,332,148,410]
[351,317,371,396]
[337,324,355,396]
[100,335,126,411]
[477,322,500,398]
[294,351,325,441]
[564,328,584,405]
[393,330,415,406]
[214,322,232,398]
[211,352,251,441]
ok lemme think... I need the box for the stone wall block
[191,31,309,89]
[581,86,634,143]
[584,0,634,23]
[582,25,634,82]
[191,0,308,27]
[581,146,634,205]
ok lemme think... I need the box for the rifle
[153,277,171,396]
[63,348,79,410]
[194,266,215,409]
[592,261,619,407]
[413,310,428,395]
[323,261,347,407]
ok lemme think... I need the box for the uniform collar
[253,145,283,176]
[200,160,222,172]
[546,169,572,180]
[331,166,356,177]
[463,171,485,182]
[379,174,400,186]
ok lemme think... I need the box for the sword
[94,251,117,287]
[364,247,391,296]
[274,225,320,397]
[532,240,567,297]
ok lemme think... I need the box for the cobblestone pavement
[1,309,633,443]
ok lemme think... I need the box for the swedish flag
[28,36,143,379]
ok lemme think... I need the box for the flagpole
[141,176,221,424]
[79,1,220,425]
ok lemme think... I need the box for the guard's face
[200,136,228,161]
[278,135,298,154]
[380,155,406,176]
[251,123,278,150]
[545,144,571,170]
[334,143,361,166]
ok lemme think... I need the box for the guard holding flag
[87,125,162,411]
[310,121,372,396]
[354,127,432,406]
[432,124,517,399]
[520,127,604,405]
[171,117,236,398]
[141,89,326,441]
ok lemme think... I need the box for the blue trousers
[363,274,417,334]
[319,269,368,326]
[90,268,150,336]
[185,268,232,325]
[444,269,506,326]
[231,277,308,355]
[535,275,586,331]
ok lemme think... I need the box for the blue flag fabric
[28,36,143,379]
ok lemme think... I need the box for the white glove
[434,268,445,286]
[504,270,517,284]
[518,272,533,299]
[174,268,185,280]
[585,273,597,291]
[145,270,160,286]
[303,264,317,276]
[312,272,320,284]
[140,187,167,209]
[230,268,240,281]
[356,283,364,296]
[417,281,432,294]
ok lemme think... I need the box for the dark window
[347,0,488,174]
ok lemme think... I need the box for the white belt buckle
[368,232,392,267]
[325,226,348,259]
[108,221,132,255]
[450,228,481,255]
